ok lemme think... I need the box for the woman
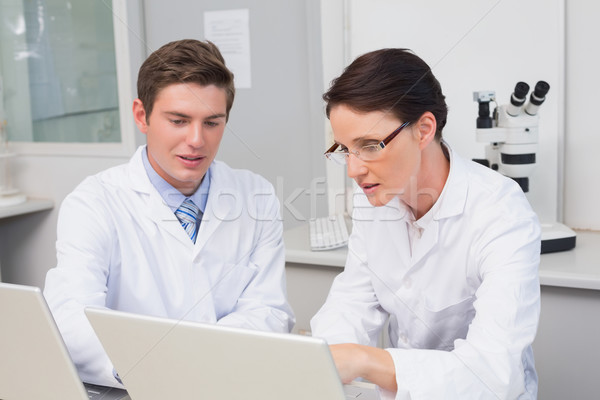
[311,49,540,399]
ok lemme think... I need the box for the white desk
[0,198,54,220]
[284,224,600,290]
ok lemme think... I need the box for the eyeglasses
[324,121,411,165]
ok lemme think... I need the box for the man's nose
[186,123,205,147]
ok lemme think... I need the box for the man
[44,39,294,387]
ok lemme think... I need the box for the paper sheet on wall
[204,9,251,89]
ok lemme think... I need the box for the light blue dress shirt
[141,146,210,214]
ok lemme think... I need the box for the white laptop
[85,307,382,400]
[0,282,129,400]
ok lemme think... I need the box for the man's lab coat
[44,146,295,387]
[311,145,541,399]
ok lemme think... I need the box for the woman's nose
[346,153,368,179]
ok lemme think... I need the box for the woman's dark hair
[323,48,448,140]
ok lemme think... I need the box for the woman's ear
[416,111,437,150]
[132,99,149,134]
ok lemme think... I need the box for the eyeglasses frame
[324,120,412,162]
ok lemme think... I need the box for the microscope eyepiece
[513,82,530,103]
[525,80,550,115]
[531,81,550,105]
[507,81,530,116]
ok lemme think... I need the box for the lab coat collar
[125,146,236,251]
[402,142,468,265]
[379,142,468,224]
[124,147,194,246]
[192,160,237,255]
[128,146,152,194]
[431,141,468,221]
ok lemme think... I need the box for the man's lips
[178,155,204,161]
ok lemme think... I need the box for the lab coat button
[404,277,412,288]
[400,333,408,344]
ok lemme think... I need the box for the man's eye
[205,121,219,127]
[170,119,187,126]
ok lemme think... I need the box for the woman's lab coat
[311,145,541,400]
[44,146,295,387]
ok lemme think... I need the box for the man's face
[133,83,228,196]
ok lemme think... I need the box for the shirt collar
[141,146,210,213]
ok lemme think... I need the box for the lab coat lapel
[127,146,192,247]
[148,189,192,246]
[380,198,412,269]
[193,163,235,255]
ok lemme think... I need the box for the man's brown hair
[137,39,235,122]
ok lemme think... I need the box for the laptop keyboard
[84,383,129,400]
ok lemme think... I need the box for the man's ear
[132,99,149,134]
[416,111,437,150]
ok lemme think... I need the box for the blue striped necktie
[175,198,200,243]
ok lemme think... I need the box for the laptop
[85,307,382,400]
[0,282,129,400]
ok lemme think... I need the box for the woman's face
[329,105,423,207]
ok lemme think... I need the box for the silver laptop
[0,282,129,400]
[85,307,382,400]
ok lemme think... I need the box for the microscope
[473,81,576,253]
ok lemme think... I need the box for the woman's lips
[361,183,379,194]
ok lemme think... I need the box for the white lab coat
[311,145,541,399]
[44,146,295,387]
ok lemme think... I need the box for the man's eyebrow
[163,111,227,120]
[164,111,191,119]
[205,113,227,120]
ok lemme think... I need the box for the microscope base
[541,222,576,254]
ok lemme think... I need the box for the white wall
[343,0,564,225]
[563,0,600,229]
[142,0,328,228]
[336,0,600,230]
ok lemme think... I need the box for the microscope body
[473,81,548,192]
[476,104,539,192]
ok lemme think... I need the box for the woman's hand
[329,343,398,392]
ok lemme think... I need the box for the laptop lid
[0,282,128,400]
[85,307,380,400]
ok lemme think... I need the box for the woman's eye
[362,145,380,153]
